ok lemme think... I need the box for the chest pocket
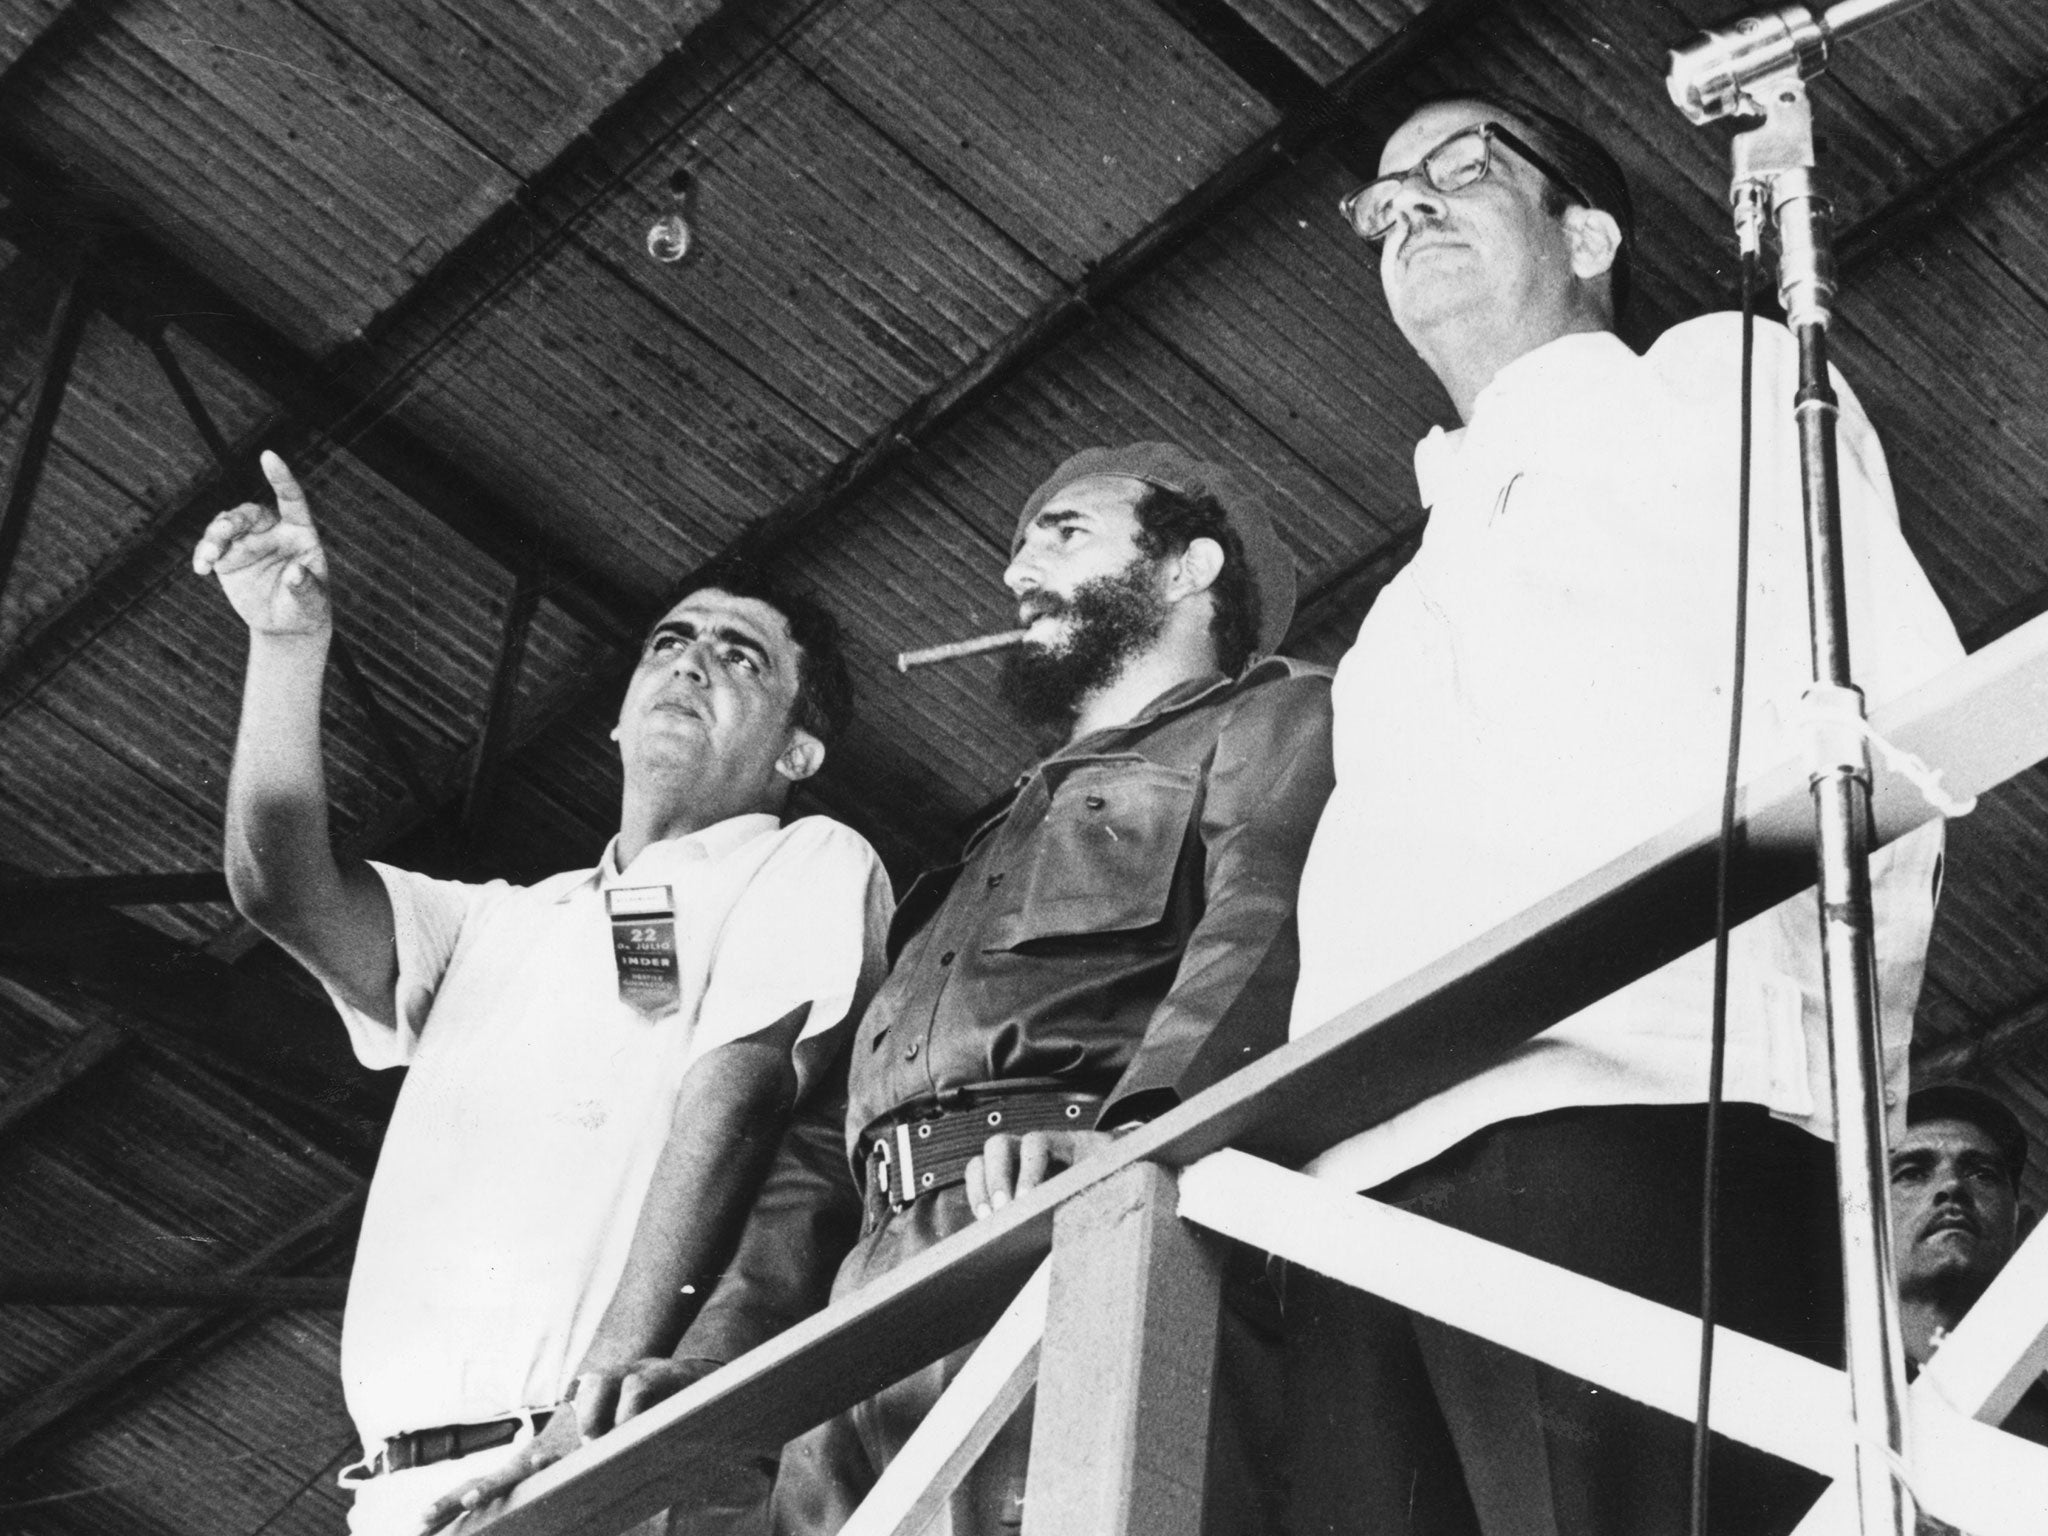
[985,758,1199,949]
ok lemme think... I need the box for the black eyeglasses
[1339,122,1590,246]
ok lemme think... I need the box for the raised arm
[193,451,396,1022]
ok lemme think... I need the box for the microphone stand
[1686,52,1916,1536]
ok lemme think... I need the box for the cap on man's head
[1907,1083,2030,1184]
[1014,442,1297,660]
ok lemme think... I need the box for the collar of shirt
[550,812,784,902]
[1414,329,1637,508]
[973,659,1295,837]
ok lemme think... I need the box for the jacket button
[905,1041,920,1060]
[939,950,955,966]
[986,872,1004,889]
[1084,794,1105,809]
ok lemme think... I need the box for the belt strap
[864,1089,1101,1210]
[380,1410,552,1473]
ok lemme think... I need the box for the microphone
[1667,0,1941,123]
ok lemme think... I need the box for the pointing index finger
[260,450,312,524]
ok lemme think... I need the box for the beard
[998,555,1170,736]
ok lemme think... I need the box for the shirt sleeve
[692,817,894,1099]
[328,861,495,1070]
[1102,668,1337,1126]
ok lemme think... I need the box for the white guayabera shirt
[1292,316,1964,1193]
[330,811,891,1450]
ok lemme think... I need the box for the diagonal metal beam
[462,569,543,844]
[0,269,88,611]
[0,1270,348,1308]
[1147,0,1331,116]
[0,911,395,1156]
[0,1187,363,1461]
[0,870,229,911]
[1913,992,2048,1083]
[0,175,644,717]
[1837,89,2048,279]
[0,1017,126,1140]
[144,327,445,811]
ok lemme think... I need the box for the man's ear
[775,728,825,785]
[2019,1203,2038,1243]
[1562,206,1621,282]
[1167,536,1225,603]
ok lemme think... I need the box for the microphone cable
[1691,245,1761,1536]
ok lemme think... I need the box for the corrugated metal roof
[787,0,1279,281]
[301,0,722,180]
[1926,773,2048,1021]
[2,0,519,350]
[0,1051,357,1408]
[0,0,68,76]
[6,1314,356,1536]
[374,236,842,587]
[1216,0,1434,84]
[1830,217,2048,640]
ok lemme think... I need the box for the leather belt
[379,1411,552,1473]
[862,1088,1103,1212]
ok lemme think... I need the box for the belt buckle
[869,1120,923,1212]
[869,1132,907,1214]
[895,1121,918,1208]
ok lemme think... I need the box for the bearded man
[647,442,1334,1535]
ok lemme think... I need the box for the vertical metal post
[0,272,89,612]
[1733,78,1913,1536]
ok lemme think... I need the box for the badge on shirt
[606,885,680,1018]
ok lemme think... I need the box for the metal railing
[472,611,2048,1536]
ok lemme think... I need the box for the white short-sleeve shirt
[1291,318,1964,1191]
[333,812,891,1447]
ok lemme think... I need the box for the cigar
[896,629,1029,673]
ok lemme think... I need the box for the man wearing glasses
[1282,96,1963,1534]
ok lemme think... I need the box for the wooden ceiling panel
[574,47,1060,448]
[378,238,842,593]
[785,0,1280,282]
[0,439,158,656]
[1924,771,2048,1021]
[1216,0,1435,85]
[4,1315,355,1536]
[1828,224,2048,640]
[0,700,227,893]
[0,0,70,76]
[297,0,724,179]
[1,0,521,350]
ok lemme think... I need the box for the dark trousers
[774,1181,1286,1536]
[1279,1104,1841,1536]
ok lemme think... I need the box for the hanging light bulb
[646,168,696,264]
[646,212,691,263]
